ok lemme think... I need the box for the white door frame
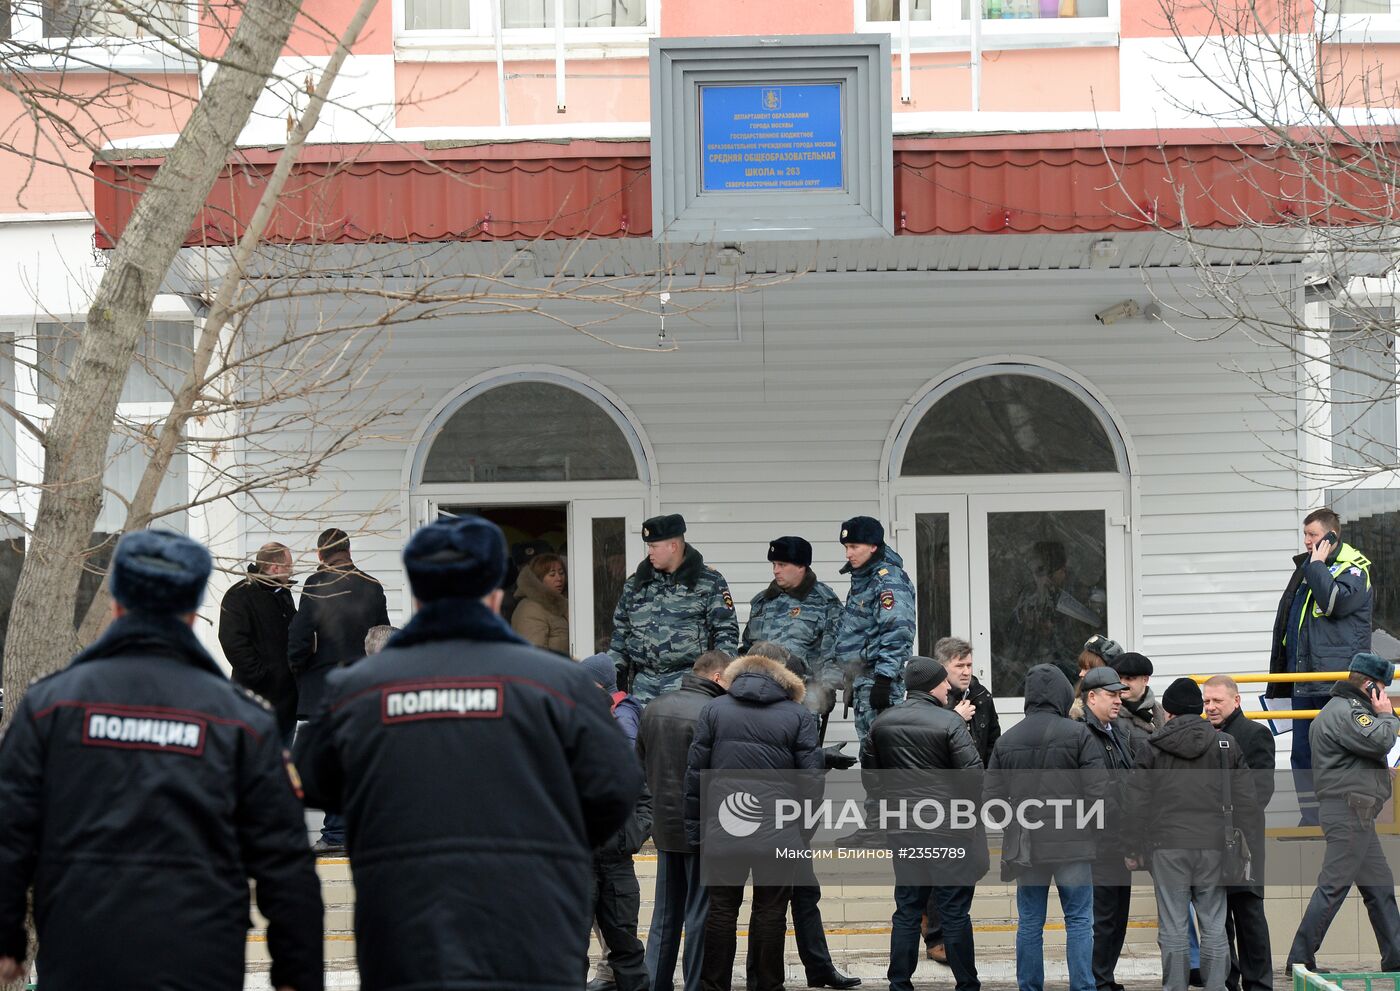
[895,485,1130,709]
[418,481,647,658]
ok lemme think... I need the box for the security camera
[1094,300,1141,325]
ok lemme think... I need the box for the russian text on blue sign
[699,83,845,193]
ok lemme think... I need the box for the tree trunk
[1,0,305,726]
[73,0,383,648]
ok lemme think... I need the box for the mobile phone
[1371,682,1383,700]
[1323,531,1340,549]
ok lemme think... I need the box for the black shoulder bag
[1218,738,1253,884]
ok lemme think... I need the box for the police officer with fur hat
[743,536,845,742]
[0,530,324,991]
[1286,651,1400,974]
[834,516,916,744]
[296,515,642,990]
[608,513,739,704]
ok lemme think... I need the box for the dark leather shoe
[807,970,861,989]
[585,981,617,991]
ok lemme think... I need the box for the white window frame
[393,0,660,60]
[5,0,198,72]
[854,0,1118,51]
[1315,0,1400,43]
[1308,291,1400,478]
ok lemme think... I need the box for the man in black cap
[1073,666,1149,991]
[834,516,915,744]
[743,536,844,742]
[295,515,641,990]
[1202,675,1274,991]
[0,530,324,991]
[1285,651,1400,974]
[609,513,739,704]
[863,656,986,991]
[1114,652,1164,732]
[1125,678,1255,991]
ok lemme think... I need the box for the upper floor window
[860,0,1117,47]
[1328,306,1397,470]
[3,0,195,66]
[397,0,655,52]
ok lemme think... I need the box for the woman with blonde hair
[512,553,569,655]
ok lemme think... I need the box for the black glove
[869,674,893,711]
[823,743,857,770]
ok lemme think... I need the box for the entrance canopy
[91,129,1399,250]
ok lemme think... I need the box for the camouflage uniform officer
[742,535,844,742]
[609,514,740,704]
[835,516,916,743]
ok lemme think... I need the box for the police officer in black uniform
[0,529,324,991]
[295,514,642,991]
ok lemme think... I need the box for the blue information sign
[699,83,844,193]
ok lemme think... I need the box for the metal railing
[1293,965,1400,991]
[1188,671,1352,720]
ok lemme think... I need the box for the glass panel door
[968,493,1126,698]
[893,496,973,673]
[570,499,645,659]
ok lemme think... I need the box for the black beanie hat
[767,536,812,568]
[109,529,212,615]
[1162,677,1204,716]
[1114,651,1153,677]
[905,656,948,694]
[840,516,884,547]
[404,515,508,602]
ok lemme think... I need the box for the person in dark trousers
[294,515,641,991]
[288,527,389,852]
[1267,508,1372,826]
[0,530,323,991]
[581,652,651,991]
[638,650,732,991]
[1285,652,1400,974]
[1201,675,1275,991]
[863,656,986,991]
[220,540,299,742]
[684,653,823,991]
[1125,679,1256,991]
[984,664,1105,991]
[923,635,1000,965]
[1073,667,1149,991]
[742,641,860,991]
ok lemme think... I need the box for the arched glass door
[412,375,651,658]
[890,366,1131,699]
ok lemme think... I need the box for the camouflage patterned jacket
[609,544,740,682]
[836,546,916,683]
[741,569,843,688]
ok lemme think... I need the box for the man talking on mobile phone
[1267,508,1373,826]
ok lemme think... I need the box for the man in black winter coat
[1203,675,1275,991]
[923,636,1000,964]
[984,664,1105,991]
[220,541,298,740]
[863,656,987,991]
[638,650,731,991]
[1125,679,1256,991]
[1073,667,1150,991]
[294,515,642,991]
[0,530,323,991]
[288,527,389,851]
[684,654,823,991]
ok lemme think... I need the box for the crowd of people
[0,506,1393,991]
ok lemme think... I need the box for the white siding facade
[234,265,1304,692]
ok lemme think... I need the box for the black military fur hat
[839,516,884,547]
[767,536,812,568]
[642,514,686,543]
